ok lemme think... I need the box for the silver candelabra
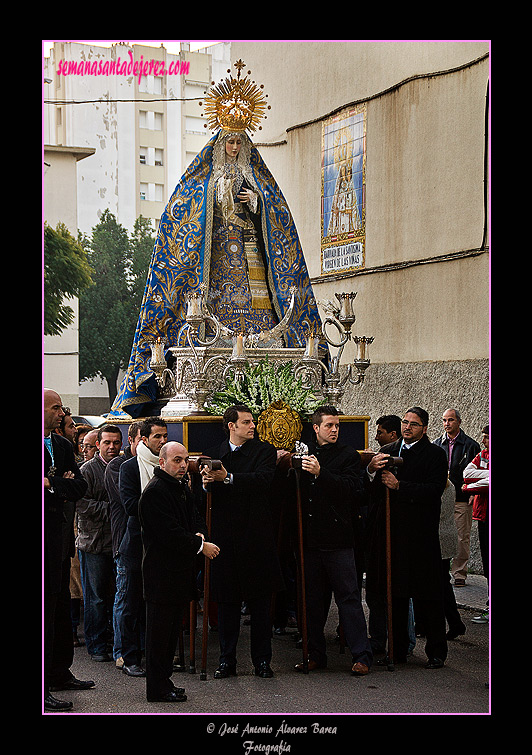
[148,286,373,414]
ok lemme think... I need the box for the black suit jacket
[44,433,87,594]
[204,437,284,602]
[118,455,143,567]
[139,468,206,605]
[298,440,363,550]
[365,435,448,600]
[104,449,132,558]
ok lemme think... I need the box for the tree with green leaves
[43,222,93,336]
[79,210,154,406]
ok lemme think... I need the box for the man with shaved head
[139,442,220,703]
[44,389,90,711]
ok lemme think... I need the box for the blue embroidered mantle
[110,131,321,418]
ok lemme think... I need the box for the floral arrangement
[205,358,321,419]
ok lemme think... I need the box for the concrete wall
[230,41,490,574]
[230,41,489,407]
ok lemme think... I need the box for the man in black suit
[44,389,91,712]
[139,442,219,702]
[366,406,449,668]
[200,405,284,679]
[293,405,373,676]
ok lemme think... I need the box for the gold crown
[200,60,270,133]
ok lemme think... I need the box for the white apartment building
[43,41,231,413]
[44,41,230,234]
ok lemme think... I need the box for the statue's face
[225,135,242,160]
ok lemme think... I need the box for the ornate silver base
[161,345,311,416]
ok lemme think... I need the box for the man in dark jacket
[366,406,449,668]
[139,442,219,702]
[44,389,89,711]
[117,417,167,676]
[200,405,284,679]
[104,421,142,671]
[294,405,373,676]
[433,409,480,587]
[77,424,123,662]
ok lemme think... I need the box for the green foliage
[78,210,155,403]
[205,358,321,419]
[130,216,156,304]
[43,222,93,336]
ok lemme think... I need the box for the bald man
[44,390,90,711]
[139,442,220,703]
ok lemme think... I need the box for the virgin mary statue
[110,61,322,418]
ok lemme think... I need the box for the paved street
[45,574,490,726]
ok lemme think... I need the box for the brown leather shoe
[351,662,369,676]
[294,659,322,672]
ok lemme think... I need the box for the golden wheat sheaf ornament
[200,59,270,134]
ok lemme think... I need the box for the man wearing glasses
[81,430,99,463]
[365,407,449,669]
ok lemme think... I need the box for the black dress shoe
[375,655,407,666]
[44,694,73,711]
[91,652,112,662]
[214,662,237,678]
[425,657,444,669]
[122,664,145,677]
[147,689,187,703]
[50,677,95,691]
[254,661,274,678]
[446,624,466,640]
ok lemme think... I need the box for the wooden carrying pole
[294,467,309,673]
[189,600,196,673]
[383,455,403,672]
[385,486,394,671]
[200,483,213,680]
[185,456,213,679]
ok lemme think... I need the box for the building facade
[230,41,490,445]
[44,41,231,235]
[43,144,95,412]
[43,41,230,412]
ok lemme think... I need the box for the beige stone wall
[231,41,490,416]
[228,43,490,574]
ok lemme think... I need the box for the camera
[201,458,222,472]
[382,455,403,471]
[187,456,222,474]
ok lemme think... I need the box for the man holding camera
[201,405,283,679]
[293,405,373,676]
[366,407,449,668]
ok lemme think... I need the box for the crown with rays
[200,59,270,134]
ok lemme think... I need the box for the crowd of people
[44,388,489,712]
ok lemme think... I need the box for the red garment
[462,449,489,522]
